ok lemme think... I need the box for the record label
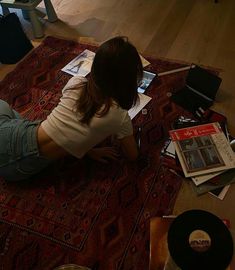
[189,229,211,252]
[167,209,233,270]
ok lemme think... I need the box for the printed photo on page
[138,71,156,93]
[61,49,95,77]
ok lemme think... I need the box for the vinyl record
[167,209,233,270]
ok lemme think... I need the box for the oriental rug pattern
[0,36,189,270]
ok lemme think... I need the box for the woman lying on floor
[0,36,143,181]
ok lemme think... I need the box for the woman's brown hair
[76,36,143,124]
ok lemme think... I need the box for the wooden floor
[1,0,235,268]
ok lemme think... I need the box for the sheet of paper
[61,49,95,77]
[139,54,150,67]
[166,141,175,156]
[128,93,152,119]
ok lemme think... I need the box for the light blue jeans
[0,99,52,181]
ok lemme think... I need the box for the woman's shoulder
[109,102,131,121]
[62,76,87,94]
[62,76,88,94]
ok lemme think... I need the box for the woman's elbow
[119,135,139,161]
[124,148,139,161]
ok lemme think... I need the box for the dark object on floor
[0,13,33,64]
[171,65,222,114]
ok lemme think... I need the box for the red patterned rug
[0,36,189,270]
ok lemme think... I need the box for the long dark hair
[76,36,143,124]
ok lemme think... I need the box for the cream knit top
[41,76,133,158]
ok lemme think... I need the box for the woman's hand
[87,147,119,163]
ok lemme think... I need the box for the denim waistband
[9,119,41,160]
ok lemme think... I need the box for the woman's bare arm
[87,135,139,163]
[119,135,139,161]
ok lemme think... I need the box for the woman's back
[39,76,133,159]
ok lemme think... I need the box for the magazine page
[128,93,152,119]
[138,70,156,93]
[61,49,95,77]
[169,122,235,177]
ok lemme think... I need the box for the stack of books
[167,122,235,200]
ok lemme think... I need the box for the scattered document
[128,93,152,119]
[61,49,95,77]
[139,54,150,67]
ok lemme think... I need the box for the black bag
[171,65,222,114]
[0,13,33,64]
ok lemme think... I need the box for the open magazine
[128,93,152,119]
[169,122,235,177]
[61,49,95,77]
[138,70,156,93]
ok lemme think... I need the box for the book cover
[209,185,230,200]
[191,170,224,186]
[191,168,235,195]
[169,122,235,177]
[150,216,175,270]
